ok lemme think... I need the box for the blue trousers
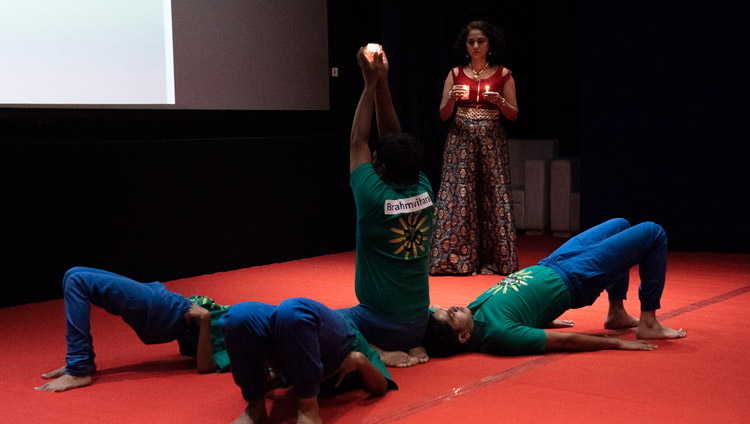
[62,267,191,376]
[220,298,355,400]
[337,304,428,352]
[538,219,667,310]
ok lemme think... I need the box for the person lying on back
[423,219,686,358]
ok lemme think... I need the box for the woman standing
[430,20,519,276]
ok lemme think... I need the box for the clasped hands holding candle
[358,43,388,86]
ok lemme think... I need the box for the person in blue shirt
[221,298,395,424]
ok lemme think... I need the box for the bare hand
[184,304,210,324]
[618,339,658,351]
[547,319,575,328]
[357,47,384,86]
[449,85,468,101]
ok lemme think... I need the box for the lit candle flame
[485,85,490,93]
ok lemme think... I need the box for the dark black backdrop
[2,1,747,308]
[580,1,749,251]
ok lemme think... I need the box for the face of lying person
[432,305,474,342]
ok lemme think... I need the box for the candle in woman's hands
[483,85,498,99]
[456,84,470,100]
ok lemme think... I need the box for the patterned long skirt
[429,116,519,275]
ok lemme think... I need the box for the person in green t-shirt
[423,219,686,357]
[36,267,230,393]
[338,45,435,368]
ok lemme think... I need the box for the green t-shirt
[350,163,434,322]
[468,266,572,356]
[188,295,231,372]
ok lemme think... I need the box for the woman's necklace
[469,61,488,82]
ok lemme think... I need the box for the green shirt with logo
[350,163,434,322]
[469,266,572,355]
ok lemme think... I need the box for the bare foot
[407,346,429,364]
[35,374,92,392]
[42,363,96,379]
[637,310,686,339]
[379,350,419,368]
[230,399,267,424]
[636,322,686,339]
[297,410,322,424]
[604,313,639,329]
[298,397,322,424]
[479,266,497,275]
[41,366,66,379]
[605,299,639,329]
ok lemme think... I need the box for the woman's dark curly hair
[454,20,506,66]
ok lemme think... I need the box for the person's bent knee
[608,217,631,230]
[62,267,89,287]
[642,221,667,245]
[62,267,91,293]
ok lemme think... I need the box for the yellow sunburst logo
[389,212,430,259]
[488,269,533,295]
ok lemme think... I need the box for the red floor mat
[3,235,749,423]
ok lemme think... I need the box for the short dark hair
[422,312,472,358]
[373,133,423,185]
[454,20,506,66]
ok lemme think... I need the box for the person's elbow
[439,108,454,122]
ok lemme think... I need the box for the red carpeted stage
[3,235,749,423]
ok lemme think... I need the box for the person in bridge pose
[423,219,686,358]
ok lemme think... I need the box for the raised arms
[373,49,401,137]
[350,47,381,174]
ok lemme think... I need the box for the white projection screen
[0,0,329,110]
